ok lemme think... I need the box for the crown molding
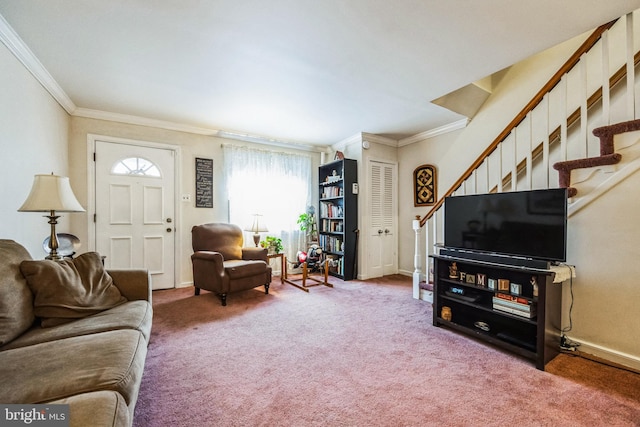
[332,133,363,151]
[216,131,327,153]
[398,118,470,147]
[73,107,219,135]
[0,13,76,114]
[362,132,398,147]
[75,109,327,152]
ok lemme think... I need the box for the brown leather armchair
[191,223,272,306]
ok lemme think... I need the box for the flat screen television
[443,188,568,263]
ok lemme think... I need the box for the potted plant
[260,236,283,254]
[297,213,314,232]
[297,206,318,241]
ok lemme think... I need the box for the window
[111,157,161,177]
[223,145,312,258]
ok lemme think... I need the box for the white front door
[95,140,176,290]
[368,160,398,278]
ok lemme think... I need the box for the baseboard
[570,337,640,372]
[177,281,193,289]
[398,269,413,277]
[419,289,433,303]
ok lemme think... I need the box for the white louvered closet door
[368,160,398,278]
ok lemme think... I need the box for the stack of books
[492,293,536,319]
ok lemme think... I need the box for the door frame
[86,134,181,287]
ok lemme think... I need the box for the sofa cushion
[0,329,147,408]
[20,252,127,327]
[224,259,269,279]
[1,300,153,350]
[49,390,130,427]
[0,240,35,346]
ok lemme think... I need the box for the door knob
[166,218,172,223]
[384,229,390,234]
[378,229,383,234]
[166,228,173,233]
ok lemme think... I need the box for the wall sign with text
[195,157,213,208]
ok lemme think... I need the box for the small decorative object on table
[476,273,487,287]
[448,262,458,279]
[488,278,497,290]
[465,274,476,285]
[510,283,522,295]
[498,279,510,291]
[531,276,539,297]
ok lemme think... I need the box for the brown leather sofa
[191,223,272,306]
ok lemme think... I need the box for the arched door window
[111,157,161,177]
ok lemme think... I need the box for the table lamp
[245,214,268,247]
[18,173,85,261]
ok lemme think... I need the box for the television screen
[444,189,568,262]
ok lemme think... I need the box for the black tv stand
[431,254,563,370]
[438,248,551,270]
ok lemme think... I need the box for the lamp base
[45,253,64,261]
[45,211,64,262]
[253,233,260,247]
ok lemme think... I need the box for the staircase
[413,9,640,301]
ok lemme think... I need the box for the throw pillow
[20,252,127,327]
[0,240,35,345]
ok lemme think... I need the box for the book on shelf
[321,185,343,198]
[321,219,344,233]
[320,202,344,218]
[326,255,344,276]
[493,303,537,319]
[319,235,343,253]
[493,292,536,316]
[495,292,531,306]
[492,295,534,312]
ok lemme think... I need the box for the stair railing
[414,11,639,298]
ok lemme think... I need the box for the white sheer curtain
[223,145,312,261]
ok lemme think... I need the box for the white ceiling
[1,1,640,146]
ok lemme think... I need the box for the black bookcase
[431,254,563,370]
[318,159,358,280]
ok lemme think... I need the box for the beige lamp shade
[18,174,85,212]
[245,214,268,233]
[245,214,268,247]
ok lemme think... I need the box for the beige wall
[3,20,638,368]
[0,42,70,257]
[397,33,587,276]
[68,116,322,286]
[397,33,640,368]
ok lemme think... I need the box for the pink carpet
[133,275,640,426]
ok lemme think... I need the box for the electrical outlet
[181,194,191,202]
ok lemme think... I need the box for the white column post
[412,216,422,299]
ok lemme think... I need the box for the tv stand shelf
[431,254,563,370]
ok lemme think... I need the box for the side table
[267,253,285,283]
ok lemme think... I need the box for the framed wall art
[195,157,213,208]
[413,164,436,206]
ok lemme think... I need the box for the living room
[1,2,640,425]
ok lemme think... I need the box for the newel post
[412,216,422,299]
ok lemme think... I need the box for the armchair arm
[107,269,152,302]
[191,250,225,267]
[191,251,228,291]
[242,247,268,262]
